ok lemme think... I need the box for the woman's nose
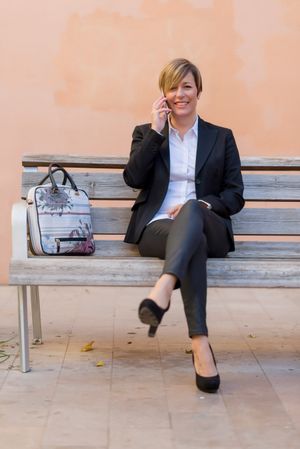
[175,86,184,97]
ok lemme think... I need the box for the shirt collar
[168,115,198,137]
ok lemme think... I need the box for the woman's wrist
[151,125,163,135]
[198,199,212,210]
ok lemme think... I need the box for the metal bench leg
[30,286,43,344]
[18,286,31,372]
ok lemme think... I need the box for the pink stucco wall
[0,0,299,283]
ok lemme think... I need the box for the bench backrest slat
[22,155,300,170]
[23,155,128,169]
[22,172,300,202]
[88,207,300,235]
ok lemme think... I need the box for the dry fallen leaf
[0,350,10,364]
[96,360,105,367]
[248,334,257,339]
[80,340,95,352]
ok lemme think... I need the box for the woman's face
[165,71,199,119]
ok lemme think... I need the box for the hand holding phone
[151,95,171,134]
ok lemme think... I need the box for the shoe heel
[148,325,158,337]
[139,298,170,338]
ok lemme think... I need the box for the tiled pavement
[0,285,299,449]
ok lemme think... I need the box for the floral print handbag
[27,163,95,255]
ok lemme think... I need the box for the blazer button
[195,178,201,184]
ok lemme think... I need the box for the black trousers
[138,199,231,337]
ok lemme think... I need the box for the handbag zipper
[55,237,87,253]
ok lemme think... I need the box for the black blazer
[123,117,245,252]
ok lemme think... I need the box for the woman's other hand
[168,204,183,219]
[151,95,171,134]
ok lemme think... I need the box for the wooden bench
[9,155,300,372]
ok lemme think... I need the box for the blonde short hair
[159,58,202,96]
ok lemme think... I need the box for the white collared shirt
[149,116,198,224]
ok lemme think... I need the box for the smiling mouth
[174,101,189,106]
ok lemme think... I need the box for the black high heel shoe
[138,298,170,337]
[192,344,220,393]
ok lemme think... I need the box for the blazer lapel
[159,122,170,171]
[195,118,218,176]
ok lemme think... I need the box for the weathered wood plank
[21,172,138,200]
[232,208,300,235]
[240,157,300,170]
[22,155,128,169]
[207,259,300,287]
[9,258,300,287]
[227,241,300,258]
[22,154,300,170]
[21,172,300,201]
[93,241,140,256]
[54,240,300,258]
[90,207,130,233]
[242,174,300,201]
[88,207,300,235]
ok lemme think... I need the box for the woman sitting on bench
[123,58,244,393]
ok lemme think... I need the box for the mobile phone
[163,98,170,113]
[160,91,170,115]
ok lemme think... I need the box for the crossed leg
[138,199,231,376]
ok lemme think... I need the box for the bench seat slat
[9,258,300,288]
[63,240,300,258]
[27,240,299,258]
[227,241,300,258]
[22,172,300,201]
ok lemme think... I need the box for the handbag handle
[39,167,68,187]
[39,163,78,193]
